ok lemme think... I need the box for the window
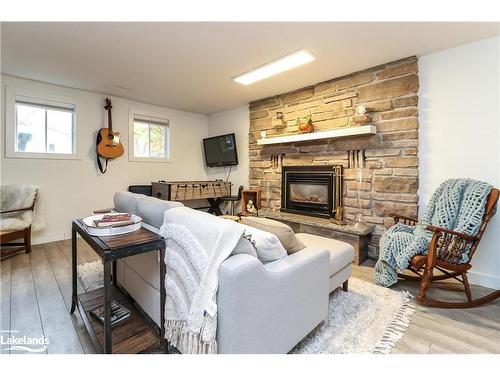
[129,110,170,162]
[5,87,81,160]
[15,100,75,154]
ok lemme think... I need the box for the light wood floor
[1,240,499,354]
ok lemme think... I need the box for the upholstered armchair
[0,185,40,260]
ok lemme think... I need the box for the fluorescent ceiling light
[233,49,315,85]
[105,83,129,94]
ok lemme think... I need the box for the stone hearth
[260,209,374,265]
[249,56,419,258]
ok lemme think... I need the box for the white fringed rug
[77,261,103,292]
[291,277,415,354]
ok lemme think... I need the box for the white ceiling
[1,22,499,114]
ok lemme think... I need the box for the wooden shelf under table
[77,285,160,354]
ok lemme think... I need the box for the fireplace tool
[270,153,285,170]
[330,165,347,225]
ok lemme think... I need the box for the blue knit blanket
[375,179,492,287]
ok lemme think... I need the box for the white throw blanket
[159,207,245,354]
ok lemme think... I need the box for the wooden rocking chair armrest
[0,206,35,215]
[425,225,479,242]
[389,213,418,226]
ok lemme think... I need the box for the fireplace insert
[281,165,343,218]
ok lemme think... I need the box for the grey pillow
[241,216,306,254]
[239,224,287,263]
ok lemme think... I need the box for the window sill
[5,152,83,161]
[128,157,172,163]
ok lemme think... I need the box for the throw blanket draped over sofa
[375,179,492,287]
[160,207,245,354]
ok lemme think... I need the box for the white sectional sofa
[113,192,354,353]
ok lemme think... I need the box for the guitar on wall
[96,98,124,173]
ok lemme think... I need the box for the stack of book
[93,213,134,228]
[89,300,131,327]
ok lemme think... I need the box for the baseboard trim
[32,231,67,245]
[468,270,500,289]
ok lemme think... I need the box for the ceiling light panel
[233,49,315,85]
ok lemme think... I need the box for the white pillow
[231,236,258,258]
[239,224,287,263]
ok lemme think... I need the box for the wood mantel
[257,125,376,145]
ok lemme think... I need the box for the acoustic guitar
[96,98,124,159]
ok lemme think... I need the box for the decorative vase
[352,105,372,125]
[352,115,372,125]
[298,118,314,134]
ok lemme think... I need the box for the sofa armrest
[217,249,329,353]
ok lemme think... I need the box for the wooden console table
[260,209,375,265]
[70,219,166,354]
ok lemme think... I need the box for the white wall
[1,75,209,244]
[419,36,500,288]
[205,105,249,213]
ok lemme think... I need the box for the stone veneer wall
[248,56,420,258]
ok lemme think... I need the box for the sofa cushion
[295,233,354,276]
[137,196,183,228]
[241,216,305,254]
[239,224,287,263]
[113,191,140,215]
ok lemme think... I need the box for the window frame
[5,86,82,160]
[128,109,171,163]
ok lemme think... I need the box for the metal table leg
[70,226,77,314]
[112,260,117,286]
[103,260,112,354]
[159,247,168,353]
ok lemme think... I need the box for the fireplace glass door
[289,183,329,205]
[282,166,338,218]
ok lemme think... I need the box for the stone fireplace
[281,165,342,219]
[248,56,420,259]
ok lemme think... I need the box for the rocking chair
[391,187,500,309]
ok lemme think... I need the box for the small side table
[70,219,166,354]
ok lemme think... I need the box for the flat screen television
[203,133,238,167]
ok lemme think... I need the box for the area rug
[77,261,103,292]
[77,262,415,354]
[291,277,415,354]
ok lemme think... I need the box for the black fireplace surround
[281,165,342,219]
